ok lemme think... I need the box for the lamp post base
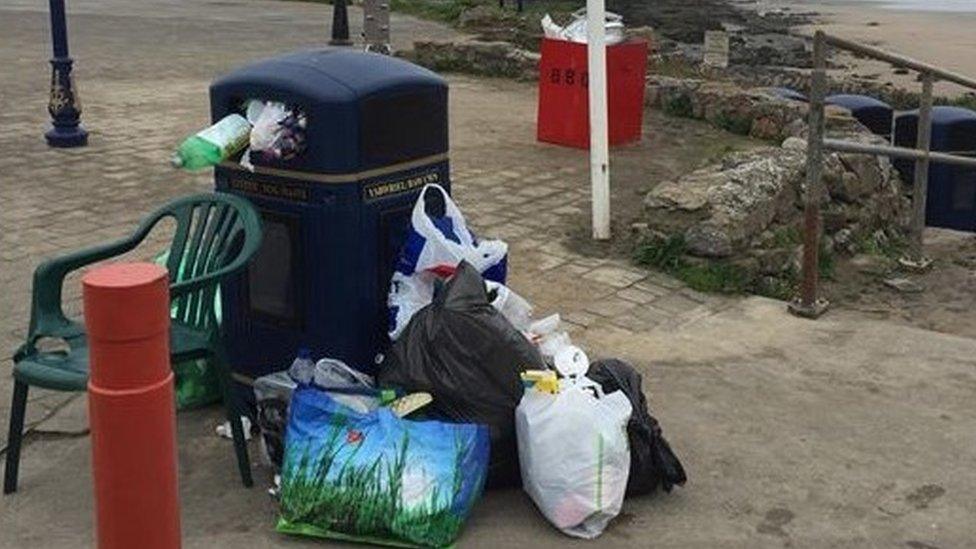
[45,124,88,148]
[328,38,353,46]
[46,56,87,148]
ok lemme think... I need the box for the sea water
[846,0,976,13]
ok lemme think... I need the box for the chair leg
[213,347,253,488]
[4,381,29,495]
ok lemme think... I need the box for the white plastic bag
[528,314,580,367]
[487,281,533,333]
[541,10,626,45]
[388,184,509,339]
[516,375,632,539]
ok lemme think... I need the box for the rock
[457,5,506,29]
[782,137,806,151]
[407,40,539,81]
[645,146,805,257]
[685,224,734,257]
[851,254,889,275]
[883,277,925,293]
[752,248,794,275]
[833,228,855,255]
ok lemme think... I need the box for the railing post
[902,72,935,269]
[790,30,830,319]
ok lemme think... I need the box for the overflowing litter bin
[536,38,648,149]
[826,94,893,140]
[894,106,976,232]
[211,49,451,381]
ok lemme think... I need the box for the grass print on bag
[278,387,489,548]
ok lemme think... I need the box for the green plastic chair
[4,193,263,493]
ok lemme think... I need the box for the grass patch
[771,225,802,248]
[663,93,694,118]
[713,112,753,136]
[634,235,750,294]
[633,233,817,300]
[856,230,907,259]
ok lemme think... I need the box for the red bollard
[83,263,181,549]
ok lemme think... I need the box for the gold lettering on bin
[227,177,310,202]
[364,171,441,201]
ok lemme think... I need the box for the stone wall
[401,40,540,81]
[642,81,912,294]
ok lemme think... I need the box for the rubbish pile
[244,183,685,546]
[541,9,627,45]
[171,99,308,171]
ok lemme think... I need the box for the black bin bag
[379,261,546,488]
[587,359,688,496]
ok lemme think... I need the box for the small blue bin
[210,49,451,378]
[826,94,893,139]
[894,106,976,232]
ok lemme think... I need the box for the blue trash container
[894,106,976,232]
[826,94,893,140]
[210,49,451,379]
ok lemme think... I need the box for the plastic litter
[486,281,533,333]
[255,353,381,470]
[216,416,253,441]
[241,99,307,170]
[587,359,687,496]
[277,386,489,548]
[540,9,626,45]
[254,371,296,469]
[172,113,251,170]
[380,261,546,488]
[516,373,632,538]
[288,348,315,385]
[387,184,508,340]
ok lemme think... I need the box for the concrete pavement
[1,0,975,547]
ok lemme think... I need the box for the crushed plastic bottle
[171,113,251,170]
[287,348,315,385]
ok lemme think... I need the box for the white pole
[587,0,611,240]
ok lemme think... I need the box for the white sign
[704,30,730,68]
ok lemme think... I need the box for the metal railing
[789,31,976,319]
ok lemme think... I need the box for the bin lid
[897,105,976,125]
[212,49,445,103]
[826,94,892,111]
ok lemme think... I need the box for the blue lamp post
[45,0,88,147]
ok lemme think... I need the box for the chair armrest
[28,235,144,339]
[168,257,250,300]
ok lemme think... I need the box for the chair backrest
[152,193,263,332]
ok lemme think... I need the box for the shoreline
[772,0,976,97]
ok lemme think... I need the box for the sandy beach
[772,0,976,97]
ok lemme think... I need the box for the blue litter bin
[826,94,893,139]
[894,106,976,232]
[210,49,450,379]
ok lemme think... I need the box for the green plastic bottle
[171,114,251,170]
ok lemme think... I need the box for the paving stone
[649,292,702,315]
[564,310,599,328]
[616,287,660,305]
[582,264,647,288]
[633,305,672,327]
[584,296,638,318]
